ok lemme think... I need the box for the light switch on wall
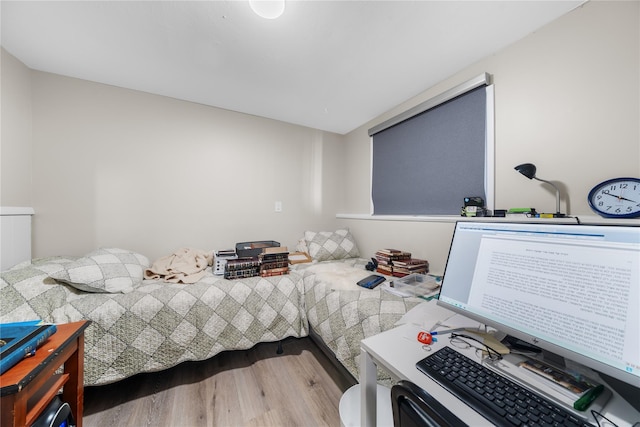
[275,201,282,212]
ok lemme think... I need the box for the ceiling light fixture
[249,0,285,19]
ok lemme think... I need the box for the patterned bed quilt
[292,258,426,382]
[1,254,431,388]
[1,257,308,386]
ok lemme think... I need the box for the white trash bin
[339,384,393,427]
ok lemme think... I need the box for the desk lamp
[514,163,565,218]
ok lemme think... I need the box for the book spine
[0,324,57,375]
[260,261,289,270]
[1,324,52,356]
[260,270,290,277]
[376,267,393,275]
[392,272,409,277]
[224,267,260,279]
[0,320,41,329]
[260,267,289,276]
[225,258,260,270]
[375,254,411,263]
[259,254,289,262]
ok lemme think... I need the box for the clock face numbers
[589,179,640,218]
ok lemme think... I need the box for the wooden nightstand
[1,320,90,427]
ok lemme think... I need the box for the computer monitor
[437,221,640,390]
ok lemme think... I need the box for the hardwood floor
[83,337,356,426]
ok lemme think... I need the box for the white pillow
[304,228,360,261]
[49,248,150,293]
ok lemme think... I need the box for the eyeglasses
[449,333,503,361]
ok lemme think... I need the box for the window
[369,73,494,215]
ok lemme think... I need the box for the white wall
[28,72,345,260]
[1,48,32,207]
[339,1,640,274]
[1,1,637,270]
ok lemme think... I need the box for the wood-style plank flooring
[83,337,356,426]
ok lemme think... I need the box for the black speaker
[365,257,378,271]
[31,396,75,427]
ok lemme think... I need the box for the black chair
[391,380,467,427]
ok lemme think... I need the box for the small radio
[213,249,237,275]
[462,197,488,217]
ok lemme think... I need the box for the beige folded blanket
[144,248,213,284]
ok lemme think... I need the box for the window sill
[335,213,640,225]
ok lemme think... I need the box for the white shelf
[0,207,35,216]
[336,213,640,226]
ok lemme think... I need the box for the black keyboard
[416,346,595,427]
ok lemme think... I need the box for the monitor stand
[598,372,640,413]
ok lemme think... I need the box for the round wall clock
[587,177,640,218]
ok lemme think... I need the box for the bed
[0,229,435,387]
[292,258,425,383]
[1,251,308,386]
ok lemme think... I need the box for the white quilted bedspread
[1,257,308,386]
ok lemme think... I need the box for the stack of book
[224,257,261,279]
[375,249,411,276]
[392,258,429,276]
[223,247,291,279]
[374,249,429,277]
[259,247,290,277]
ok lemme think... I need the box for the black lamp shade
[515,163,537,179]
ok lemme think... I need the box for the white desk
[359,321,640,427]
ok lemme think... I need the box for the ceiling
[1,1,584,135]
